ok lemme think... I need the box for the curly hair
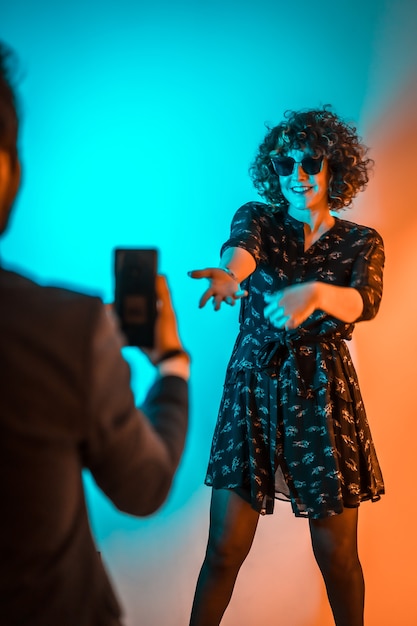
[0,42,19,164]
[249,106,373,212]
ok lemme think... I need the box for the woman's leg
[309,507,364,626]
[189,488,260,626]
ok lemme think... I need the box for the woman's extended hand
[188,268,247,311]
[264,282,319,329]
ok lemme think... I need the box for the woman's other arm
[264,282,363,329]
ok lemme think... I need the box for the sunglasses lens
[302,156,323,175]
[271,157,294,176]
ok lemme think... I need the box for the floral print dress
[205,202,385,519]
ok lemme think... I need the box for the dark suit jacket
[0,267,188,626]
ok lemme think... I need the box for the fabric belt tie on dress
[252,329,345,398]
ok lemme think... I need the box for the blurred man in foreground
[0,41,189,626]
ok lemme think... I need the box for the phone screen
[114,248,158,347]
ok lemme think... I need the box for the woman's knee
[205,527,253,572]
[309,508,360,574]
[312,538,360,576]
[205,489,259,571]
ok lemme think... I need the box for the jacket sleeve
[83,304,188,516]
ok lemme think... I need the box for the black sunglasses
[271,154,324,177]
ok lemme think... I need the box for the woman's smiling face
[277,147,330,214]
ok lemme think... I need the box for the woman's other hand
[188,268,247,311]
[264,282,318,329]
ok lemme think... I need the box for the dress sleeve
[220,202,267,263]
[350,229,385,322]
[84,304,188,516]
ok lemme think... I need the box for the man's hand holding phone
[144,275,190,379]
[113,247,189,379]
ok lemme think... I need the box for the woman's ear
[0,150,21,234]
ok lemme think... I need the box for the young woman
[188,108,385,626]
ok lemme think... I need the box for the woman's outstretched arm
[189,247,256,310]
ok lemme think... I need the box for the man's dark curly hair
[0,42,19,165]
[249,106,373,212]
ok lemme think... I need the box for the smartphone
[114,248,158,348]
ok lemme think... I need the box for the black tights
[189,489,364,626]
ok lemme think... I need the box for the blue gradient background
[2,0,417,624]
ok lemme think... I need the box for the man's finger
[188,269,212,279]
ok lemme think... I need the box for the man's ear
[0,150,21,234]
